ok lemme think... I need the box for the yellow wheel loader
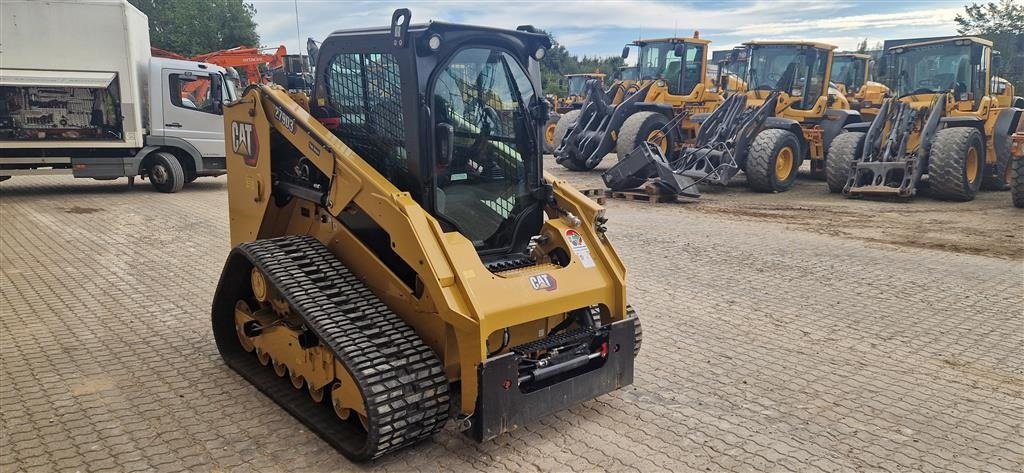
[827,37,1023,201]
[544,73,605,153]
[831,53,889,121]
[211,11,640,461]
[604,41,860,197]
[553,34,725,171]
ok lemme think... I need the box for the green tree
[129,0,260,57]
[538,30,625,97]
[856,38,868,54]
[955,0,1024,93]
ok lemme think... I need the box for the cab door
[161,68,225,156]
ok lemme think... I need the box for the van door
[162,68,225,156]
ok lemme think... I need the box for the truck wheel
[148,152,185,193]
[980,135,1012,191]
[826,132,864,193]
[553,110,595,171]
[1012,156,1024,208]
[928,127,984,201]
[543,113,560,154]
[745,129,800,192]
[616,111,673,163]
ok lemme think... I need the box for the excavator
[826,37,1022,201]
[553,34,724,171]
[604,40,860,197]
[212,10,640,461]
[151,45,287,85]
[831,52,888,121]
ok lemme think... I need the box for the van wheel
[148,152,185,193]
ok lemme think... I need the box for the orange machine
[151,45,287,85]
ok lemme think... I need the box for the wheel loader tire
[928,127,984,201]
[543,113,560,154]
[980,134,1012,191]
[826,132,865,194]
[147,151,185,193]
[745,129,800,192]
[1012,156,1024,208]
[616,111,673,163]
[553,110,596,171]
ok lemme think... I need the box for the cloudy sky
[251,0,969,59]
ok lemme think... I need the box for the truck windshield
[832,56,866,91]
[432,47,540,250]
[747,44,829,109]
[567,76,589,96]
[892,43,976,98]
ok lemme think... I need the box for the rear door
[161,68,225,156]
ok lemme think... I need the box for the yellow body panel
[223,84,629,414]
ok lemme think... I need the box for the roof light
[534,47,546,60]
[427,34,442,51]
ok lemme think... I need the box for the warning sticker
[564,229,595,268]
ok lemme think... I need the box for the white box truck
[0,0,236,192]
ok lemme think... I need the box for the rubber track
[228,235,449,460]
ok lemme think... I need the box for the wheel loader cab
[832,53,868,95]
[310,21,549,256]
[890,39,989,109]
[745,42,832,113]
[635,38,707,98]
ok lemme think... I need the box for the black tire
[147,151,185,193]
[627,305,642,358]
[615,111,672,162]
[553,110,595,171]
[1012,156,1024,208]
[826,132,865,194]
[928,127,984,201]
[542,113,560,154]
[980,134,1012,191]
[745,128,801,192]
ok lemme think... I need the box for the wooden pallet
[578,188,679,205]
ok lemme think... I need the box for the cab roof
[326,20,551,48]
[835,52,871,60]
[632,36,711,46]
[565,73,606,78]
[744,40,837,50]
[887,36,992,52]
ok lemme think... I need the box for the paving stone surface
[1,173,1022,472]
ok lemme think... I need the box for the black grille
[325,53,409,188]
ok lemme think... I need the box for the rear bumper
[471,318,635,442]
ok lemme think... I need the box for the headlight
[534,47,546,60]
[428,34,442,51]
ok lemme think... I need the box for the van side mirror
[621,46,630,59]
[211,73,224,114]
[435,123,454,166]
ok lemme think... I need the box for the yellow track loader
[831,52,889,121]
[826,37,1023,201]
[211,11,640,461]
[553,34,725,171]
[604,41,861,196]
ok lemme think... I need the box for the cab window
[169,73,215,113]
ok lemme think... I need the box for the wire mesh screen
[325,53,409,187]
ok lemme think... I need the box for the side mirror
[621,46,630,59]
[211,73,224,114]
[435,123,454,166]
[674,43,685,57]
[992,52,1003,71]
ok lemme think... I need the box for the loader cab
[614,66,639,82]
[887,37,992,108]
[310,17,551,256]
[633,37,708,97]
[832,53,869,95]
[565,73,604,98]
[744,41,834,112]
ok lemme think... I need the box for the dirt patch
[64,206,103,214]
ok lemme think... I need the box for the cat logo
[231,121,258,166]
[528,273,557,292]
